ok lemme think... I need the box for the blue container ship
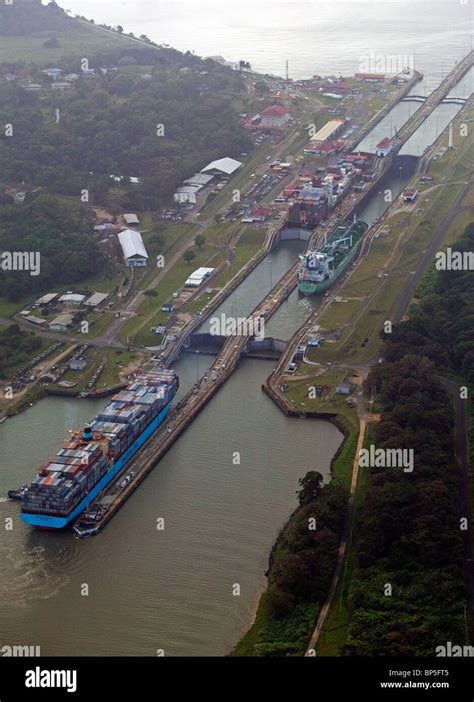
[20,368,179,529]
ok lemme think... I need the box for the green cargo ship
[297,218,368,295]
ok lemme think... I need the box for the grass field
[57,347,138,393]
[0,22,150,65]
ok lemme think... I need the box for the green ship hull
[298,220,368,296]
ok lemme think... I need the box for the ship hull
[298,237,362,296]
[21,400,173,529]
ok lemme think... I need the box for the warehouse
[118,229,149,267]
[183,173,214,188]
[185,267,215,287]
[59,293,86,305]
[173,185,200,204]
[123,213,139,226]
[35,293,58,307]
[309,120,344,144]
[200,157,242,176]
[85,292,109,308]
[49,313,75,332]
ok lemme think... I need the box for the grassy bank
[233,410,358,656]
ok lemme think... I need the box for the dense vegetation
[0,324,42,377]
[0,192,110,300]
[234,472,346,655]
[382,223,474,383]
[345,222,474,655]
[0,48,253,210]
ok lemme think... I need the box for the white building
[309,120,344,144]
[260,104,290,129]
[42,68,62,79]
[201,157,242,176]
[123,213,139,226]
[185,267,215,287]
[59,293,86,305]
[118,229,149,267]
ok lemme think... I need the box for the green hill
[0,0,155,64]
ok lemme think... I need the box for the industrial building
[200,157,242,176]
[58,293,86,305]
[310,120,344,144]
[183,173,214,188]
[173,185,199,205]
[185,267,215,287]
[49,313,75,332]
[35,293,58,307]
[118,229,149,267]
[123,213,139,226]
[85,292,109,308]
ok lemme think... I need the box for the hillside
[0,0,155,64]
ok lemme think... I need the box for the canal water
[0,361,341,656]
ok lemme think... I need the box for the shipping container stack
[22,369,178,518]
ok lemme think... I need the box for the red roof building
[333,81,352,91]
[260,104,290,129]
[354,73,386,81]
[375,137,393,157]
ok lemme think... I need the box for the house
[200,157,242,176]
[51,82,71,91]
[4,73,16,82]
[42,68,63,79]
[333,81,353,91]
[118,229,149,267]
[123,213,139,226]
[336,382,352,395]
[84,292,109,308]
[403,188,418,203]
[69,357,87,371]
[375,137,393,157]
[260,104,290,129]
[22,83,42,92]
[248,206,272,222]
[49,313,75,332]
[59,293,86,305]
[5,183,40,203]
[64,73,80,81]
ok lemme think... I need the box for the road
[306,406,367,655]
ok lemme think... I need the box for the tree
[183,250,196,264]
[43,37,60,48]
[254,80,268,94]
[143,289,158,306]
[194,234,205,249]
[117,25,124,33]
[297,471,324,505]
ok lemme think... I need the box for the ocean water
[57,0,473,83]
